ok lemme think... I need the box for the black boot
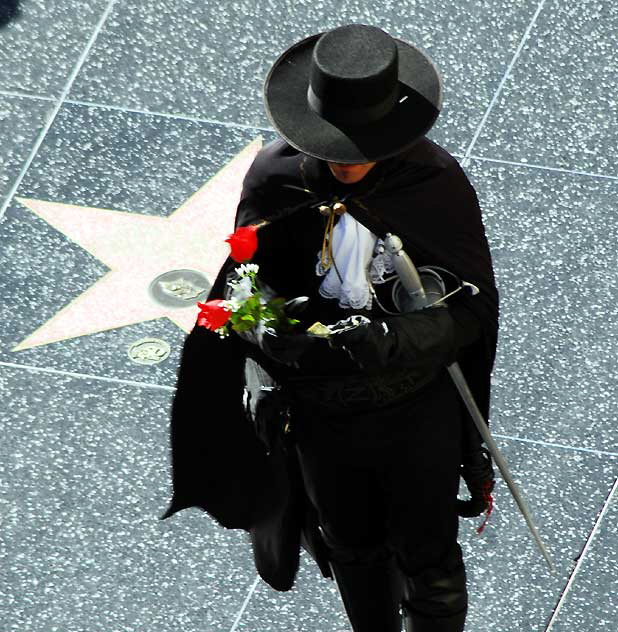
[400,543,468,632]
[320,527,404,632]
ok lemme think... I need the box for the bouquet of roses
[196,222,302,340]
[196,261,303,339]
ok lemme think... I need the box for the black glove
[327,304,458,372]
[249,321,317,368]
[457,447,496,517]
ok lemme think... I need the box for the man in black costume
[160,23,500,632]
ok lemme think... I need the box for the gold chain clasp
[283,406,292,434]
[319,198,347,270]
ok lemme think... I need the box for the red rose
[225,224,259,262]
[196,299,232,330]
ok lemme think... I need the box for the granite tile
[466,159,618,455]
[67,0,540,156]
[473,0,618,176]
[0,102,276,384]
[460,441,617,631]
[0,363,260,632]
[1,2,615,632]
[235,438,617,631]
[0,95,57,203]
[0,0,109,98]
[550,480,618,632]
[16,102,278,216]
[237,549,350,631]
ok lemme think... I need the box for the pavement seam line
[0,0,120,224]
[467,155,618,180]
[63,98,275,132]
[227,575,261,632]
[0,89,55,101]
[491,433,618,458]
[544,476,618,631]
[2,359,617,458]
[1,92,616,181]
[461,0,548,167]
[0,359,175,391]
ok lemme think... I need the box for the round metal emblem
[148,269,211,308]
[127,337,171,365]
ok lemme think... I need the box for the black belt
[280,368,440,413]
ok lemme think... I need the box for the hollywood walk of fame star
[11,137,263,352]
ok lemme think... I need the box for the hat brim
[263,32,443,164]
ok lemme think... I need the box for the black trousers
[291,368,467,632]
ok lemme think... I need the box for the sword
[383,232,555,573]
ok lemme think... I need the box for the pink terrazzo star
[11,137,263,352]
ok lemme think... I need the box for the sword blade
[447,361,556,572]
[384,231,555,571]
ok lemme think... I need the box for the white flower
[231,275,253,301]
[221,297,242,312]
[235,263,259,277]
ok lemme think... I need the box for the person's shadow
[0,0,21,28]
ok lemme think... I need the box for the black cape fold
[159,136,500,591]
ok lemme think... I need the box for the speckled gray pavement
[1,1,616,631]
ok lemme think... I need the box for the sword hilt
[383,233,428,308]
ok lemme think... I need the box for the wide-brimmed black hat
[263,24,443,164]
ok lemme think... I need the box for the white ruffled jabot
[315,212,395,310]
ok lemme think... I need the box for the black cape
[159,136,500,590]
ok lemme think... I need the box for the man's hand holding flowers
[196,223,317,369]
[223,264,316,368]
